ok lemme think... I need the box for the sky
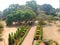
[0,0,59,11]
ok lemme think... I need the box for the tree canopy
[40,4,56,15]
[26,0,37,12]
[2,1,57,26]
[6,9,36,26]
[3,4,20,17]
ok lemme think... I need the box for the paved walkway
[21,26,36,45]
[0,41,4,45]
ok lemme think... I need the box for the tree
[40,4,56,15]
[26,0,37,12]
[6,9,36,26]
[24,9,36,22]
[19,5,31,11]
[3,4,20,18]
[49,8,56,16]
[13,10,24,22]
[6,14,13,26]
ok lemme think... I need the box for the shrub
[0,34,3,41]
[36,40,41,45]
[0,23,3,28]
[48,40,58,45]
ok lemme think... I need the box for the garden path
[21,26,36,45]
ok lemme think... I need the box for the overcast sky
[0,0,59,11]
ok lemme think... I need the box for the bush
[34,24,43,40]
[36,40,41,45]
[0,23,3,28]
[48,40,58,45]
[0,34,3,41]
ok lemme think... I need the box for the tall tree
[3,4,20,17]
[40,4,56,15]
[24,9,36,22]
[26,0,37,12]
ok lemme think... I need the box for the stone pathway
[0,41,4,45]
[21,26,36,45]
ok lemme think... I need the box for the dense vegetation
[33,22,43,45]
[0,0,59,26]
[6,9,36,26]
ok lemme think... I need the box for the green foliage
[3,4,20,17]
[3,2,57,20]
[0,23,3,34]
[8,33,14,45]
[26,0,37,12]
[6,9,36,26]
[0,22,3,41]
[6,14,13,26]
[34,23,43,40]
[41,4,52,12]
[40,4,56,15]
[24,9,36,21]
[8,26,30,45]
[35,40,41,45]
[39,24,43,40]
[48,40,58,45]
[19,5,32,11]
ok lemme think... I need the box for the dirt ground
[0,21,17,45]
[43,21,60,45]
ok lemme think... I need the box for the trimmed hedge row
[35,40,58,45]
[34,23,43,40]
[8,26,30,45]
[33,23,43,45]
[17,29,29,45]
[35,23,58,45]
